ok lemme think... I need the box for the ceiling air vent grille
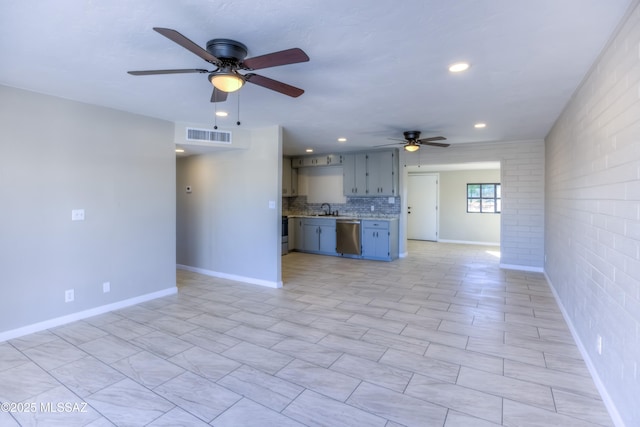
[186,128,232,144]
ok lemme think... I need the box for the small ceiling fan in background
[128,27,309,102]
[382,131,450,152]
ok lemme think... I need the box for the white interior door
[407,173,438,241]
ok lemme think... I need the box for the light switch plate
[71,209,85,221]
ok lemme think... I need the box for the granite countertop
[287,214,398,220]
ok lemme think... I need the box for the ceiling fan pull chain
[214,102,218,129]
[236,91,241,126]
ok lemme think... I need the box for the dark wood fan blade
[210,88,228,103]
[418,136,447,142]
[421,141,450,148]
[153,27,219,64]
[376,142,405,147]
[128,68,209,76]
[245,74,304,97]
[242,48,309,71]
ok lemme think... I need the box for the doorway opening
[405,162,501,246]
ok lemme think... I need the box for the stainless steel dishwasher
[336,219,361,255]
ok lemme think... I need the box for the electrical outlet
[65,289,74,302]
[596,335,603,355]
[371,205,375,212]
[103,282,110,293]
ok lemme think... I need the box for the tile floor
[0,241,614,426]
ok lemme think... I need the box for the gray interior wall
[439,169,501,244]
[0,85,176,334]
[399,140,544,269]
[545,2,640,425]
[176,126,282,287]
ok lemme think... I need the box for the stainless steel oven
[282,216,289,255]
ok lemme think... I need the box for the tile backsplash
[283,195,401,217]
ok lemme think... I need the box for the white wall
[0,85,176,337]
[400,140,544,270]
[176,126,282,287]
[438,169,501,244]
[545,2,640,425]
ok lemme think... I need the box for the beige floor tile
[504,359,602,399]
[153,371,240,422]
[2,241,614,426]
[406,373,503,424]
[168,346,241,381]
[502,398,602,427]
[330,353,412,392]
[212,398,306,427]
[87,378,174,426]
[111,351,185,388]
[222,341,293,374]
[379,348,460,383]
[217,364,304,412]
[283,389,387,427]
[457,366,555,411]
[347,381,448,426]
[425,342,504,375]
[276,359,361,401]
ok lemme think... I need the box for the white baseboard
[499,263,544,273]
[0,287,178,343]
[177,264,283,289]
[438,239,500,246]
[544,272,624,427]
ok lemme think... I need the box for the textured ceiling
[0,1,633,155]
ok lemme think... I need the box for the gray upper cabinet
[344,150,397,197]
[291,149,398,197]
[342,153,368,195]
[292,154,343,168]
[366,150,397,196]
[282,157,298,196]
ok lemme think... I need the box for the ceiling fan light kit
[209,71,244,92]
[404,142,420,152]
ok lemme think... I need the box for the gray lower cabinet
[293,218,305,250]
[361,219,399,261]
[299,218,336,254]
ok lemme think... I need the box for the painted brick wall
[545,3,640,425]
[401,139,545,269]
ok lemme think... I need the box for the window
[467,183,501,213]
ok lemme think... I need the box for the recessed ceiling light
[337,137,347,142]
[449,62,470,73]
[215,111,228,117]
[305,148,314,153]
[474,123,487,128]
[175,148,185,153]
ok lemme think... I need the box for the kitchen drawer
[361,220,389,230]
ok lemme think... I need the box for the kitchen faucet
[321,203,331,216]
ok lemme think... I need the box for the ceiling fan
[128,27,309,102]
[382,131,450,152]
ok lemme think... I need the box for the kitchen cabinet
[366,150,397,196]
[343,150,397,196]
[288,218,297,250]
[293,218,305,250]
[292,154,343,168]
[293,217,336,255]
[342,153,367,195]
[301,218,336,253]
[361,219,398,261]
[282,157,298,196]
